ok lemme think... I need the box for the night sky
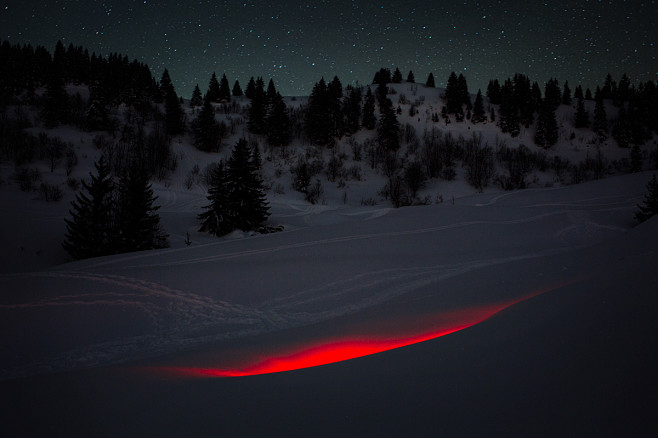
[1,0,655,97]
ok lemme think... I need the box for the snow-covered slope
[1,81,657,436]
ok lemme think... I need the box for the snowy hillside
[1,78,657,435]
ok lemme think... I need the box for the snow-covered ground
[0,83,657,435]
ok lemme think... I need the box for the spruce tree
[219,73,231,102]
[190,84,203,108]
[327,76,344,136]
[247,77,267,135]
[544,78,562,110]
[535,100,558,148]
[245,77,256,99]
[574,97,589,128]
[198,162,234,236]
[232,80,243,97]
[377,98,400,152]
[392,67,402,83]
[161,69,184,135]
[193,97,221,152]
[634,175,658,223]
[444,72,461,115]
[63,156,115,259]
[266,92,291,147]
[206,72,221,102]
[344,86,362,135]
[574,85,584,100]
[115,162,168,253]
[225,138,270,231]
[425,72,435,88]
[499,79,520,137]
[471,89,486,123]
[266,78,277,104]
[562,80,572,105]
[486,79,502,105]
[407,70,415,83]
[593,92,608,140]
[306,77,333,146]
[362,87,376,130]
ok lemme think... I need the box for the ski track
[86,207,621,271]
[0,191,637,380]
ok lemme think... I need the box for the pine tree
[225,138,270,231]
[562,80,572,105]
[266,78,277,104]
[266,92,291,147]
[392,67,402,83]
[193,97,221,152]
[198,162,234,236]
[247,77,267,135]
[593,92,608,140]
[634,175,658,223]
[245,77,256,99]
[232,80,243,97]
[535,100,558,148]
[63,156,115,259]
[471,89,485,123]
[362,87,376,130]
[585,88,593,100]
[574,85,584,100]
[574,97,590,128]
[161,69,184,135]
[190,84,203,108]
[499,79,520,137]
[115,162,168,253]
[343,86,362,135]
[544,78,562,110]
[219,74,231,102]
[377,97,400,152]
[206,72,221,102]
[406,70,415,83]
[444,72,461,115]
[425,72,435,88]
[328,76,343,136]
[306,77,333,146]
[486,79,502,105]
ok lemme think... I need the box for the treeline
[0,40,159,107]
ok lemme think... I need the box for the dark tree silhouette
[425,72,435,88]
[392,67,402,83]
[471,89,486,123]
[266,92,291,147]
[206,72,221,102]
[190,83,203,108]
[219,73,231,102]
[232,80,243,97]
[192,97,221,152]
[362,87,376,130]
[635,175,658,223]
[63,156,114,259]
[198,161,234,236]
[574,97,589,128]
[407,70,415,83]
[535,100,559,148]
[160,69,184,135]
[115,162,169,253]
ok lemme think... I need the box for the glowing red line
[160,288,554,378]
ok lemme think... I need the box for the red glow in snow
[161,288,553,378]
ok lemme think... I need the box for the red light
[158,288,554,378]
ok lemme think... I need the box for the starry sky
[1,0,656,97]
